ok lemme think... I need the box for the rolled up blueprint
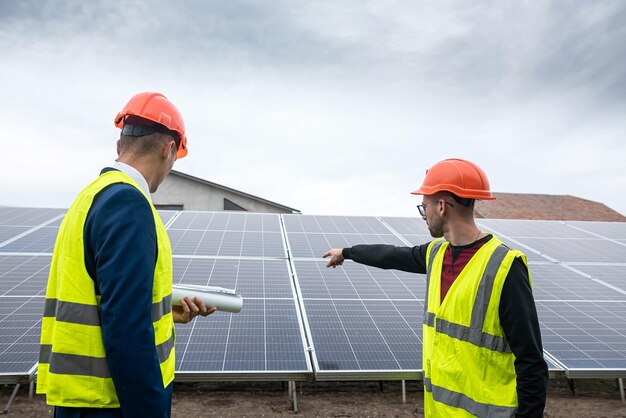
[172,284,243,313]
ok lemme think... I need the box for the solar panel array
[0,207,625,384]
[477,219,626,377]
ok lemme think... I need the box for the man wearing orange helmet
[37,92,216,417]
[324,158,548,418]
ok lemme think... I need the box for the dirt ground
[2,378,626,417]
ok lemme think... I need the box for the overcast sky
[1,1,625,217]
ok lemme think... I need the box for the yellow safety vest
[422,236,529,418]
[37,170,175,408]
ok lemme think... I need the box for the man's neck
[443,219,483,246]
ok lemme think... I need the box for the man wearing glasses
[323,158,548,418]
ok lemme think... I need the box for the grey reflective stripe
[152,294,173,322]
[156,332,175,364]
[436,318,511,352]
[43,298,57,317]
[49,352,111,379]
[424,240,444,317]
[424,377,516,418]
[43,298,100,326]
[39,344,52,364]
[424,312,435,328]
[471,245,509,333]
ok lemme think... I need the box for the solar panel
[168,212,286,258]
[173,257,311,379]
[292,259,423,379]
[0,255,50,297]
[157,209,180,226]
[530,264,626,302]
[0,227,59,253]
[283,215,408,259]
[0,296,43,383]
[1,206,626,384]
[565,265,626,293]
[0,207,65,227]
[477,219,626,263]
[537,301,626,377]
[0,226,32,246]
[567,221,626,240]
[172,258,294,299]
[379,217,432,246]
[513,238,626,263]
[176,299,309,378]
[477,219,596,239]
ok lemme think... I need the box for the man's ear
[162,140,176,160]
[116,139,122,157]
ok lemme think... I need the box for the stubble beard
[427,215,444,238]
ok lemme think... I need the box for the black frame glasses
[416,200,454,217]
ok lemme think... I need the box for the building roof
[474,193,626,222]
[169,170,300,213]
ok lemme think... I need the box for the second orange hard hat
[411,158,495,200]
[114,92,188,158]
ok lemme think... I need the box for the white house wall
[151,174,293,213]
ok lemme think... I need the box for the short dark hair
[450,193,475,208]
[119,133,174,155]
[119,115,181,155]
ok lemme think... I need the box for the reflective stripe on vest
[424,378,517,418]
[43,294,173,326]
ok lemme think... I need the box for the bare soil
[2,378,625,417]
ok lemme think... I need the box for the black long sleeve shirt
[342,237,548,418]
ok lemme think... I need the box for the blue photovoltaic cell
[514,238,626,263]
[157,210,179,226]
[283,215,393,234]
[0,226,31,245]
[567,265,626,293]
[0,226,59,253]
[0,207,65,227]
[537,301,626,373]
[380,217,429,236]
[304,299,422,372]
[170,211,282,232]
[293,260,424,375]
[0,296,44,379]
[477,219,596,239]
[172,256,309,375]
[294,260,424,300]
[283,215,406,259]
[286,232,408,259]
[168,212,286,258]
[567,221,626,240]
[529,264,626,301]
[0,255,51,297]
[173,258,294,299]
[175,298,308,373]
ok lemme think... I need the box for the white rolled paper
[172,284,243,313]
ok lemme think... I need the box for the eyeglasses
[416,200,454,217]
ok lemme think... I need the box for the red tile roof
[474,193,626,222]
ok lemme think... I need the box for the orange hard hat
[114,92,188,158]
[411,158,495,200]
